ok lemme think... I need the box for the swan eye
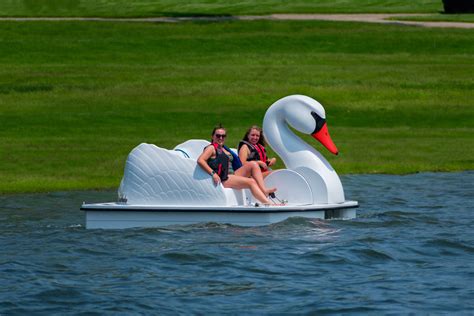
[311,111,326,134]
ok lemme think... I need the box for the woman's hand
[258,160,268,170]
[267,158,277,167]
[212,173,221,185]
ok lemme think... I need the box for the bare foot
[255,200,271,206]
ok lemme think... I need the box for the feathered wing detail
[119,143,227,206]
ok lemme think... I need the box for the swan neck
[264,104,311,168]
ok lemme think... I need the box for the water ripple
[353,248,395,262]
[424,239,474,254]
[0,172,473,314]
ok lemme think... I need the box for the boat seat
[223,187,246,206]
[173,140,246,205]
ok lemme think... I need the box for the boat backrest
[173,139,211,159]
[173,139,239,160]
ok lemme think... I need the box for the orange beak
[312,123,339,155]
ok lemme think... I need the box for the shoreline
[1,13,473,29]
[1,170,472,196]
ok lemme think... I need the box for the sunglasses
[214,134,227,139]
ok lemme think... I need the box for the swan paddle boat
[81,95,358,229]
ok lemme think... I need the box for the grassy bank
[0,20,473,193]
[0,0,443,17]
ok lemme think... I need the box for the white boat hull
[81,201,358,229]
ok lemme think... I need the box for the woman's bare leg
[235,162,276,195]
[223,175,270,204]
[262,170,272,178]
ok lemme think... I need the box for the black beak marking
[311,111,326,134]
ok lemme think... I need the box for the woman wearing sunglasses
[197,125,276,204]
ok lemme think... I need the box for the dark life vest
[207,143,230,181]
[238,140,268,170]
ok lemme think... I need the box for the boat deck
[81,201,358,229]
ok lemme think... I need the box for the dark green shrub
[443,0,474,13]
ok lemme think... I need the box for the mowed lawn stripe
[0,20,472,193]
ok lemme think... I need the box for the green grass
[0,20,473,193]
[0,0,443,17]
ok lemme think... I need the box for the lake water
[1,172,473,314]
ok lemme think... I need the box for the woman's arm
[197,146,221,185]
[238,144,249,163]
[197,146,215,175]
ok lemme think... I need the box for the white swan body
[82,95,357,229]
[118,143,224,206]
[263,95,345,204]
[118,141,244,206]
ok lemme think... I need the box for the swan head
[281,95,339,155]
